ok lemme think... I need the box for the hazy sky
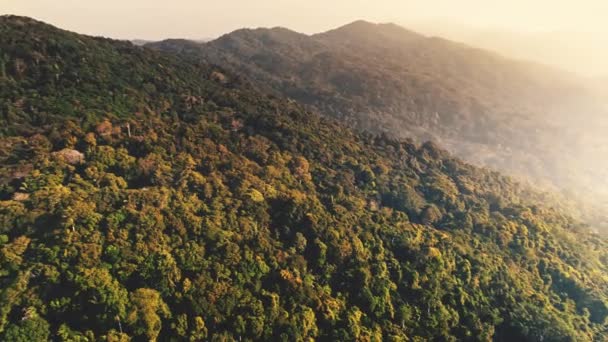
[3,0,608,40]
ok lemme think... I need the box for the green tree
[127,288,170,341]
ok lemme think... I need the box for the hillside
[149,20,608,231]
[1,16,608,341]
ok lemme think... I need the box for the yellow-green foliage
[0,16,607,342]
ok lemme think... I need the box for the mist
[408,22,608,77]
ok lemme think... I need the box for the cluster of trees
[0,16,607,341]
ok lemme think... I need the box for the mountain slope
[149,21,608,231]
[1,16,608,341]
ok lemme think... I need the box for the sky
[3,0,608,40]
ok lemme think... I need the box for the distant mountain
[2,15,608,341]
[590,76,608,97]
[130,39,154,46]
[132,38,210,47]
[407,23,608,78]
[149,20,608,230]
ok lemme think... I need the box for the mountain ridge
[148,19,608,231]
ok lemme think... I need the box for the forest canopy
[0,16,607,341]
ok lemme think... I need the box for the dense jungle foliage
[1,16,608,341]
[149,21,608,233]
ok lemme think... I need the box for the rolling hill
[149,20,608,231]
[1,16,608,341]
